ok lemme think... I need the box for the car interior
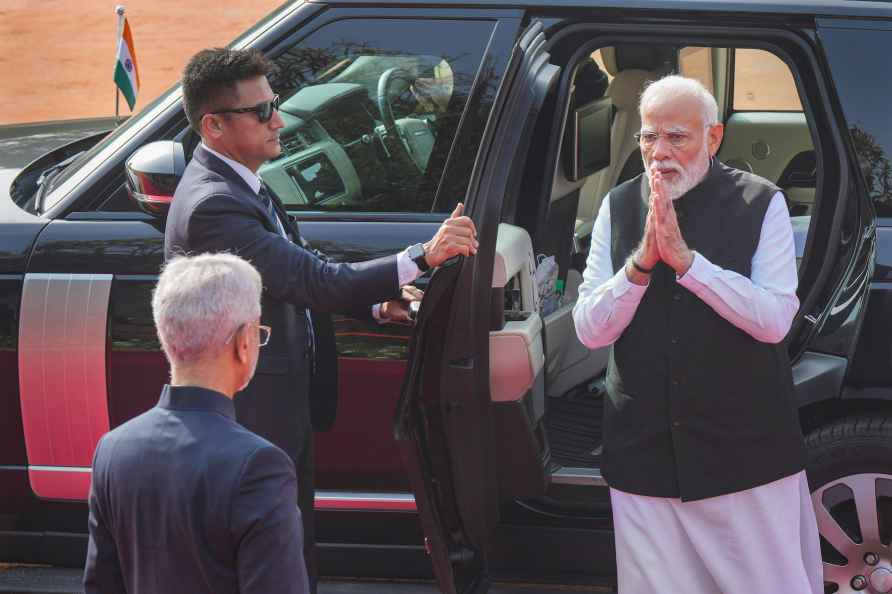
[256,53,457,213]
[486,42,818,499]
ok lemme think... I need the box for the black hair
[181,48,275,134]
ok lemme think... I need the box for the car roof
[313,0,892,19]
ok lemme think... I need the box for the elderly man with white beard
[572,75,822,593]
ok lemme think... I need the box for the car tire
[806,415,892,593]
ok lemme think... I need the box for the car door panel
[397,22,558,593]
[816,22,892,390]
[299,219,440,490]
[275,9,525,490]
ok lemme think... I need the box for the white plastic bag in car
[535,254,561,317]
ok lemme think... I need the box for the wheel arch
[799,396,892,436]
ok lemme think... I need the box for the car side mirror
[124,140,186,217]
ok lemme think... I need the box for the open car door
[393,22,559,594]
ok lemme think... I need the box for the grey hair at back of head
[639,75,719,126]
[152,253,262,366]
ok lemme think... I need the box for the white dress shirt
[202,144,422,319]
[572,191,800,348]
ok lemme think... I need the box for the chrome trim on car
[18,274,112,479]
[315,490,417,511]
[550,466,608,486]
[315,491,415,503]
[28,465,92,473]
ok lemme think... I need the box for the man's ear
[707,122,725,157]
[200,113,224,141]
[234,325,251,365]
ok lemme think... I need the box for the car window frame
[261,7,523,224]
[260,12,501,217]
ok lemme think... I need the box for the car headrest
[573,59,609,106]
[609,69,653,110]
[601,45,677,76]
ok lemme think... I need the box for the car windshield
[40,85,180,210]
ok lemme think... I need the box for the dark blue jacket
[164,144,399,449]
[83,385,309,594]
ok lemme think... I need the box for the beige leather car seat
[576,48,658,237]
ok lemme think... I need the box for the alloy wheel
[813,473,892,594]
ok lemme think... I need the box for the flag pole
[114,5,126,125]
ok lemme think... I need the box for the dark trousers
[295,431,317,594]
[234,386,316,594]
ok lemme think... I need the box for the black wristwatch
[407,243,430,272]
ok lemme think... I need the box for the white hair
[152,253,262,366]
[639,74,719,126]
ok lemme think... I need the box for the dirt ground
[0,0,283,125]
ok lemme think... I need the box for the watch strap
[411,244,430,272]
[632,259,653,274]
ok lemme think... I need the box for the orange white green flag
[114,18,140,110]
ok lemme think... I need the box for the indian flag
[113,18,140,110]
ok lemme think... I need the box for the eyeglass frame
[224,321,272,347]
[209,94,280,124]
[634,123,716,150]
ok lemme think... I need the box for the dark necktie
[257,182,316,372]
[257,182,288,237]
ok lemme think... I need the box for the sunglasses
[211,94,280,123]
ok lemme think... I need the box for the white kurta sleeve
[572,195,649,349]
[676,191,800,343]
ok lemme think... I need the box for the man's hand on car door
[423,203,479,268]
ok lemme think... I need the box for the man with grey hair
[84,253,308,594]
[573,75,821,593]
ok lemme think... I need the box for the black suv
[3,1,891,592]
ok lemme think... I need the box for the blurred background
[0,0,284,124]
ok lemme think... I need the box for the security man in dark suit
[164,48,478,592]
[84,253,308,594]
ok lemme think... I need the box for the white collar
[201,143,262,195]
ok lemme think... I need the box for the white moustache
[648,160,683,175]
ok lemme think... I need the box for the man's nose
[270,110,285,130]
[651,135,673,161]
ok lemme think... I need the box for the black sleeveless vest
[603,160,806,501]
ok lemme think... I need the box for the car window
[820,26,892,220]
[679,47,714,95]
[732,48,802,112]
[261,18,494,214]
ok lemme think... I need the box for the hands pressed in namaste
[628,171,694,284]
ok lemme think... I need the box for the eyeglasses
[635,124,713,150]
[224,322,272,347]
[211,95,280,123]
